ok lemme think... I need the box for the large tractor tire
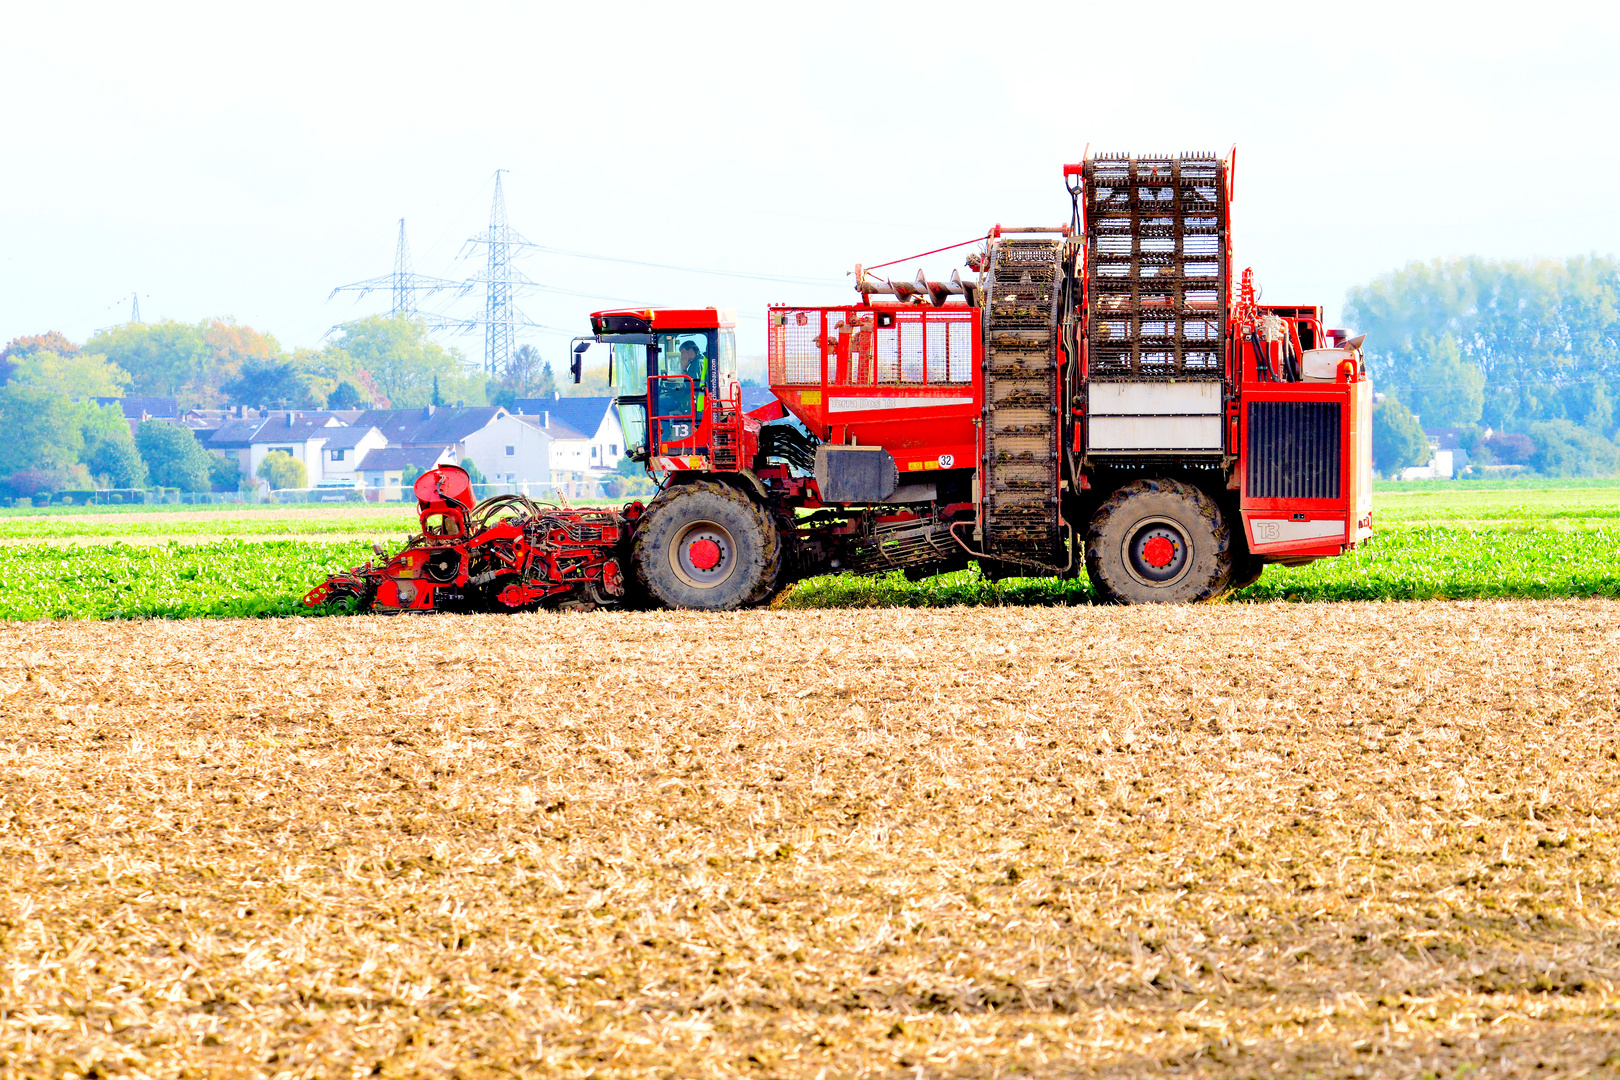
[1084,478,1232,604]
[631,480,783,610]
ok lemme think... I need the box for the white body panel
[1087,381,1223,453]
[1247,517,1345,546]
[1302,348,1355,382]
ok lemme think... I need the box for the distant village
[98,394,627,500]
[91,387,782,501]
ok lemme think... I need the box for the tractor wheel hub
[687,538,722,571]
[1141,535,1177,568]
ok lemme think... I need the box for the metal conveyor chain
[981,237,1065,560]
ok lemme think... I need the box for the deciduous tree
[1372,396,1430,475]
[136,420,213,492]
[0,385,85,477]
[7,350,130,400]
[327,316,482,409]
[256,450,307,490]
[84,321,211,398]
[222,357,323,409]
[2,331,79,359]
[81,402,147,488]
[1345,256,1620,436]
[1387,332,1484,429]
[1528,420,1620,476]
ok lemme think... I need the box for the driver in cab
[680,341,708,404]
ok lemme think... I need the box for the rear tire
[632,480,782,610]
[1084,478,1232,604]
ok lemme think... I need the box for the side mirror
[571,340,589,384]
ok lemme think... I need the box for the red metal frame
[1234,311,1374,562]
[766,302,981,475]
[590,307,738,332]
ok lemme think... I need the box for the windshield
[718,329,737,380]
[608,341,643,389]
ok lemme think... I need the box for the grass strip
[0,516,418,539]
[782,525,1620,608]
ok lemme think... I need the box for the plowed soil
[2,601,1618,1078]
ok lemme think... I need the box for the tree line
[1347,255,1620,476]
[0,316,560,498]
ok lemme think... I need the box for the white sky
[4,0,1618,363]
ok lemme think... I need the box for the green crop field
[1373,484,1620,525]
[0,540,375,620]
[0,482,1612,620]
[784,525,1620,608]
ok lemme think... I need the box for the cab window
[657,331,716,381]
[718,329,737,380]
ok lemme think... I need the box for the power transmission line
[534,244,845,287]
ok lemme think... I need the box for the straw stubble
[2,600,1617,1077]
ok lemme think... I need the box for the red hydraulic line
[863,235,987,272]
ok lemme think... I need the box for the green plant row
[0,526,1612,622]
[1373,485,1620,523]
[1373,476,1620,492]
[0,540,376,620]
[782,525,1620,609]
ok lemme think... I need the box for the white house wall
[548,436,593,475]
[462,415,552,485]
[589,408,625,471]
[248,438,326,486]
[321,430,390,485]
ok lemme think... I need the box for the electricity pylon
[459,170,540,375]
[329,218,469,322]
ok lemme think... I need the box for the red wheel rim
[1141,535,1176,569]
[687,537,722,571]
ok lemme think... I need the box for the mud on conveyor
[981,236,1067,560]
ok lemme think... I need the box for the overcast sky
[5,0,1618,363]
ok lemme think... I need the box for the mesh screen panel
[769,306,973,387]
[1083,153,1229,381]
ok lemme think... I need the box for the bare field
[2,602,1619,1078]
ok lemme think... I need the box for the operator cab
[585,307,739,467]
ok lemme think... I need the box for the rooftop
[320,425,382,450]
[357,447,454,472]
[352,406,505,445]
[513,396,613,432]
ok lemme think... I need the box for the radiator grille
[1247,401,1341,499]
